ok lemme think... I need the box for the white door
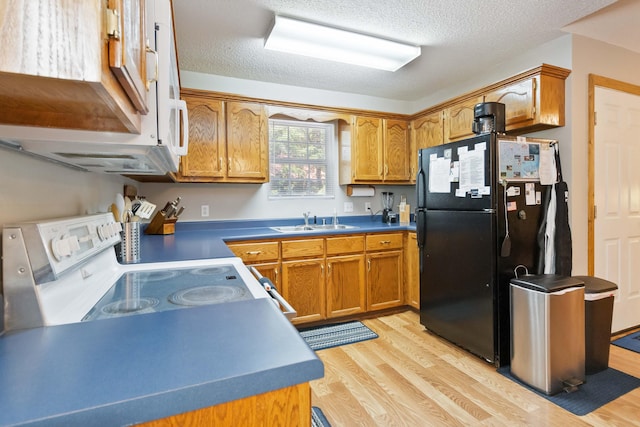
[594,86,640,332]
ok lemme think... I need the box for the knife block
[144,211,177,235]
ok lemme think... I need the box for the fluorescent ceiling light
[264,15,421,72]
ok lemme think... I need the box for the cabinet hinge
[105,7,121,39]
[594,111,597,126]
[594,205,597,219]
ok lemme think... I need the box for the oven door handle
[249,267,297,320]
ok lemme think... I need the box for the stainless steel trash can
[574,276,618,375]
[510,274,585,395]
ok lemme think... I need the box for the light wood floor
[310,310,640,426]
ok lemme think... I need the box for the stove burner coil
[101,297,160,314]
[191,266,234,276]
[168,285,248,306]
[134,270,180,282]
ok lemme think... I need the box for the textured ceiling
[173,0,628,101]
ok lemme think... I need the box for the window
[269,119,335,198]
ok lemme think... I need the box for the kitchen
[1,0,640,425]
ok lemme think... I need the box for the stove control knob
[97,224,108,241]
[110,222,123,236]
[51,235,80,260]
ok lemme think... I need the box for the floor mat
[612,331,640,353]
[311,406,331,427]
[300,321,378,351]
[498,366,640,416]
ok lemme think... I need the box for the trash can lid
[573,275,618,293]
[510,274,584,293]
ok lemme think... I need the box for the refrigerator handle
[415,209,426,249]
[416,164,426,209]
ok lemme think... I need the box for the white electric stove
[2,214,282,332]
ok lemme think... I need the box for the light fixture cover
[264,15,421,72]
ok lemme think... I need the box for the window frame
[268,119,336,199]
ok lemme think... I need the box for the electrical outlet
[364,202,372,211]
[343,202,353,213]
[201,205,210,217]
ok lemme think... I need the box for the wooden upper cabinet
[444,96,483,142]
[484,68,567,133]
[175,93,269,183]
[108,0,148,114]
[410,111,444,181]
[179,96,225,178]
[484,78,536,130]
[353,116,385,181]
[411,112,444,151]
[0,0,147,133]
[226,102,269,181]
[383,119,411,182]
[344,116,411,184]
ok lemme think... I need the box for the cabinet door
[226,102,269,181]
[282,259,326,324]
[179,97,225,178]
[410,112,443,183]
[383,119,411,182]
[0,0,141,132]
[367,250,403,311]
[327,254,365,318]
[353,116,384,181]
[247,262,280,288]
[404,233,419,309]
[107,0,148,114]
[411,112,444,151]
[444,96,483,142]
[484,78,535,128]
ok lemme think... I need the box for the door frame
[587,74,640,274]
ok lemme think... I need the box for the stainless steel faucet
[303,211,311,227]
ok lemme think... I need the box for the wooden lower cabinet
[367,250,403,311]
[327,254,366,318]
[282,258,326,324]
[405,232,420,309]
[248,262,280,288]
[138,382,310,426]
[227,241,280,287]
[227,232,406,325]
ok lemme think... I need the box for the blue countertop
[0,216,413,426]
[0,299,322,426]
[140,216,416,263]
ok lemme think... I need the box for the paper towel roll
[347,185,375,197]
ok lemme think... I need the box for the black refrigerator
[415,132,556,366]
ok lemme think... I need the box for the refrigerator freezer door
[419,133,495,212]
[420,210,497,363]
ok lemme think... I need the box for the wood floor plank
[311,310,640,426]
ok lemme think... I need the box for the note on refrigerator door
[458,149,486,196]
[538,143,557,185]
[429,157,452,193]
[525,183,536,205]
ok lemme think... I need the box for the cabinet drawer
[227,241,279,262]
[281,239,324,259]
[326,235,365,256]
[366,233,403,251]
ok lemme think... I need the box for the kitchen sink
[270,224,359,233]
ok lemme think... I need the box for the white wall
[141,181,415,222]
[182,71,414,114]
[142,36,575,223]
[0,149,128,226]
[563,35,640,275]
